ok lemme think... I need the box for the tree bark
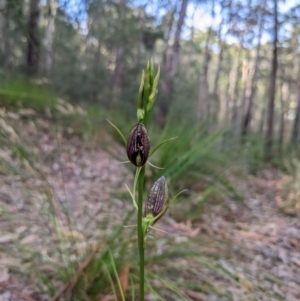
[279,80,289,154]
[229,43,242,129]
[162,7,176,74]
[113,0,126,89]
[241,10,264,141]
[196,26,213,121]
[26,0,41,75]
[44,0,57,75]
[259,107,266,134]
[211,24,225,124]
[112,0,126,101]
[1,1,9,68]
[170,0,188,77]
[264,0,278,161]
[160,0,189,124]
[291,56,300,150]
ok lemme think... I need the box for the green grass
[149,118,241,202]
[0,76,57,112]
[237,134,265,174]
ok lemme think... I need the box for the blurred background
[1,0,300,300]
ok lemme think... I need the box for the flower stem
[137,165,145,301]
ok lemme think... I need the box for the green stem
[137,165,146,301]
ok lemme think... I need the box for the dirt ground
[0,115,299,301]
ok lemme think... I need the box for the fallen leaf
[185,289,209,301]
[0,268,9,283]
[117,262,129,300]
[238,277,253,291]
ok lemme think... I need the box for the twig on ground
[50,244,102,301]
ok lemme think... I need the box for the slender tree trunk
[44,0,57,75]
[241,13,264,141]
[162,7,176,73]
[224,75,231,120]
[197,1,217,122]
[91,39,102,102]
[220,58,232,123]
[264,0,278,161]
[27,0,41,75]
[112,0,126,101]
[2,0,12,68]
[279,80,289,154]
[259,107,266,134]
[196,26,213,121]
[170,0,188,77]
[211,26,225,124]
[229,43,242,129]
[159,7,176,124]
[212,40,224,98]
[291,57,300,150]
[240,54,252,136]
[160,0,188,124]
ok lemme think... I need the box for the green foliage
[238,134,265,174]
[0,76,56,112]
[32,206,136,300]
[151,115,241,202]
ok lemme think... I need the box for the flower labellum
[144,176,168,224]
[126,123,150,167]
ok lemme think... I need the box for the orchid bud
[126,123,150,167]
[144,176,168,224]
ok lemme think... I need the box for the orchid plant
[108,60,185,300]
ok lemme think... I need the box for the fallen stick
[50,244,102,301]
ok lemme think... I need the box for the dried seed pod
[126,123,150,167]
[144,176,168,224]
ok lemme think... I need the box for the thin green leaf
[108,249,126,301]
[149,137,178,157]
[131,274,165,301]
[152,189,187,224]
[146,271,192,301]
[125,184,137,210]
[147,161,164,169]
[102,259,118,300]
[125,167,141,210]
[106,119,127,146]
[130,275,135,301]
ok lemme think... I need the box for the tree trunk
[44,0,57,75]
[112,0,126,102]
[229,43,242,129]
[278,80,289,154]
[26,0,41,75]
[1,0,12,68]
[196,26,213,121]
[211,25,225,124]
[291,57,300,150]
[169,0,188,77]
[241,12,264,141]
[264,0,278,161]
[259,107,266,134]
[162,7,176,74]
[160,0,189,124]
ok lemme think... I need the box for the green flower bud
[126,123,150,167]
[137,108,144,122]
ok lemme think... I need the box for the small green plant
[109,60,185,300]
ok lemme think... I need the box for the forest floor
[0,112,300,301]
